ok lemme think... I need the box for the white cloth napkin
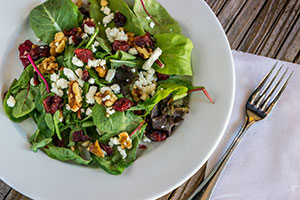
[206,50,300,200]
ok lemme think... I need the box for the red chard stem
[130,120,145,137]
[155,59,164,68]
[188,87,215,104]
[140,0,159,25]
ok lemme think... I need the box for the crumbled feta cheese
[50,73,60,82]
[75,68,83,79]
[101,6,111,15]
[128,47,138,55]
[80,108,85,113]
[110,84,120,94]
[6,95,16,107]
[55,42,59,47]
[72,56,84,67]
[77,79,85,87]
[109,137,120,147]
[84,24,95,35]
[51,86,64,97]
[103,13,114,25]
[66,104,71,110]
[94,41,99,47]
[149,22,155,28]
[59,116,64,122]
[37,38,41,42]
[88,59,105,68]
[143,135,152,143]
[96,128,104,136]
[56,78,69,89]
[102,95,111,102]
[131,68,136,73]
[88,78,95,84]
[30,78,35,86]
[69,37,74,45]
[82,33,89,39]
[142,47,162,70]
[86,107,92,116]
[106,107,115,115]
[63,68,78,81]
[117,146,127,159]
[146,16,151,20]
[86,86,98,104]
[105,69,116,82]
[105,27,128,43]
[100,86,111,94]
[98,22,101,25]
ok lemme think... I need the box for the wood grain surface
[1,0,299,199]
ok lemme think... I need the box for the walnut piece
[50,32,67,56]
[131,83,156,102]
[94,90,118,107]
[88,140,105,158]
[119,132,132,150]
[95,65,108,78]
[135,46,151,59]
[37,56,59,74]
[68,81,82,112]
[100,0,108,7]
[75,0,83,7]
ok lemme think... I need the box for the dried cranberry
[83,19,96,27]
[112,98,133,111]
[157,73,170,80]
[33,71,40,85]
[112,40,130,52]
[72,130,89,142]
[71,35,83,46]
[138,144,147,149]
[146,130,167,142]
[114,12,127,27]
[74,49,93,63]
[43,95,64,115]
[18,40,33,67]
[100,143,113,156]
[134,32,155,48]
[30,45,50,60]
[53,135,64,147]
[64,27,80,36]
[82,69,90,81]
[133,110,144,115]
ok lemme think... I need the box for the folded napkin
[206,50,300,200]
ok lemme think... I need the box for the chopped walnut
[95,65,108,78]
[119,132,132,150]
[94,90,117,107]
[68,81,82,112]
[131,84,156,102]
[135,46,152,59]
[75,0,83,7]
[127,32,135,46]
[50,32,67,56]
[88,140,105,158]
[100,0,108,7]
[37,56,59,74]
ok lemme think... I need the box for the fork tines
[249,62,293,113]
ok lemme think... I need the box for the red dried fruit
[64,27,80,36]
[18,40,33,67]
[53,135,64,147]
[30,45,50,60]
[33,71,40,85]
[146,130,167,142]
[71,35,83,46]
[43,95,64,115]
[82,69,90,81]
[114,12,127,27]
[138,144,147,149]
[112,98,133,111]
[134,32,154,48]
[133,110,144,115]
[99,143,113,156]
[74,49,93,63]
[112,40,130,52]
[157,73,170,80]
[83,19,96,27]
[72,130,89,142]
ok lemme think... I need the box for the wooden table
[1,0,299,199]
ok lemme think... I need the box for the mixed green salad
[3,0,213,175]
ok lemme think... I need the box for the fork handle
[187,116,255,200]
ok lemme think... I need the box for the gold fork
[188,63,293,200]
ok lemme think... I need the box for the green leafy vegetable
[95,36,112,54]
[89,0,106,38]
[133,0,181,35]
[53,111,62,140]
[154,34,193,76]
[29,0,83,43]
[30,130,53,152]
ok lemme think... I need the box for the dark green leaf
[11,87,37,118]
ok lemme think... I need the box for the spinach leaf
[87,68,107,87]
[133,0,181,35]
[30,130,53,152]
[53,111,62,140]
[11,87,37,119]
[158,78,195,90]
[10,65,33,95]
[89,0,106,38]
[60,45,77,70]
[37,112,54,138]
[110,59,144,68]
[95,36,112,54]
[86,28,100,48]
[154,34,193,76]
[29,0,83,43]
[45,113,55,132]
[44,146,91,165]
[92,104,127,134]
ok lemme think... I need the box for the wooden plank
[205,0,228,15]
[0,180,10,200]
[4,189,30,200]
[226,0,267,49]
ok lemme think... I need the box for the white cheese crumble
[75,68,83,79]
[101,6,111,15]
[82,33,89,39]
[72,56,84,67]
[128,47,138,55]
[102,95,111,102]
[142,47,162,70]
[92,45,97,53]
[63,68,78,81]
[84,24,95,35]
[149,22,155,28]
[88,59,106,68]
[100,86,111,94]
[117,146,127,159]
[98,22,101,25]
[6,95,16,108]
[131,68,136,73]
[69,37,74,45]
[80,108,85,113]
[110,84,120,94]
[66,104,71,111]
[103,13,114,25]
[59,116,64,122]
[50,73,60,82]
[143,135,152,143]
[105,69,116,82]
[109,137,120,147]
[56,78,69,89]
[106,107,115,115]
[30,78,36,86]
[94,40,99,47]
[51,83,64,97]
[146,16,151,20]
[105,27,128,43]
[55,42,59,47]
[37,38,41,42]
[88,78,95,84]
[86,86,98,104]
[85,107,92,116]
[77,79,85,87]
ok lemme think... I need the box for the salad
[3,0,213,175]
